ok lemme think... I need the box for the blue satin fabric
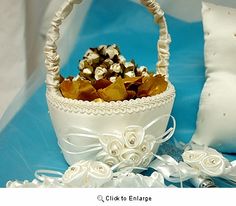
[0,0,234,187]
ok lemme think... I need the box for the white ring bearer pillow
[192,2,236,153]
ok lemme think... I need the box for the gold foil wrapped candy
[60,44,168,102]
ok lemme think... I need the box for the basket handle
[44,0,171,92]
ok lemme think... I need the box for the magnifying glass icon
[97,195,105,203]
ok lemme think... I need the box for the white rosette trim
[63,160,112,187]
[182,148,227,176]
[6,160,168,188]
[58,115,176,169]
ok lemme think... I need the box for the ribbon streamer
[149,154,199,184]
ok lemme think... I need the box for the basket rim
[47,82,175,115]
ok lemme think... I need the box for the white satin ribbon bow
[58,115,176,169]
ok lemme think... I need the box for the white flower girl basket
[44,0,175,168]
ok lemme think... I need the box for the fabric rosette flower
[119,149,143,167]
[182,148,227,176]
[99,135,124,157]
[110,63,122,73]
[84,49,100,63]
[94,67,108,80]
[87,161,113,187]
[200,155,225,176]
[182,150,207,165]
[123,126,145,149]
[62,160,89,187]
[62,160,112,187]
[107,139,124,157]
[102,155,120,167]
[97,125,158,169]
[139,137,155,154]
[105,44,120,59]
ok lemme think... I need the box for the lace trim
[46,83,175,115]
